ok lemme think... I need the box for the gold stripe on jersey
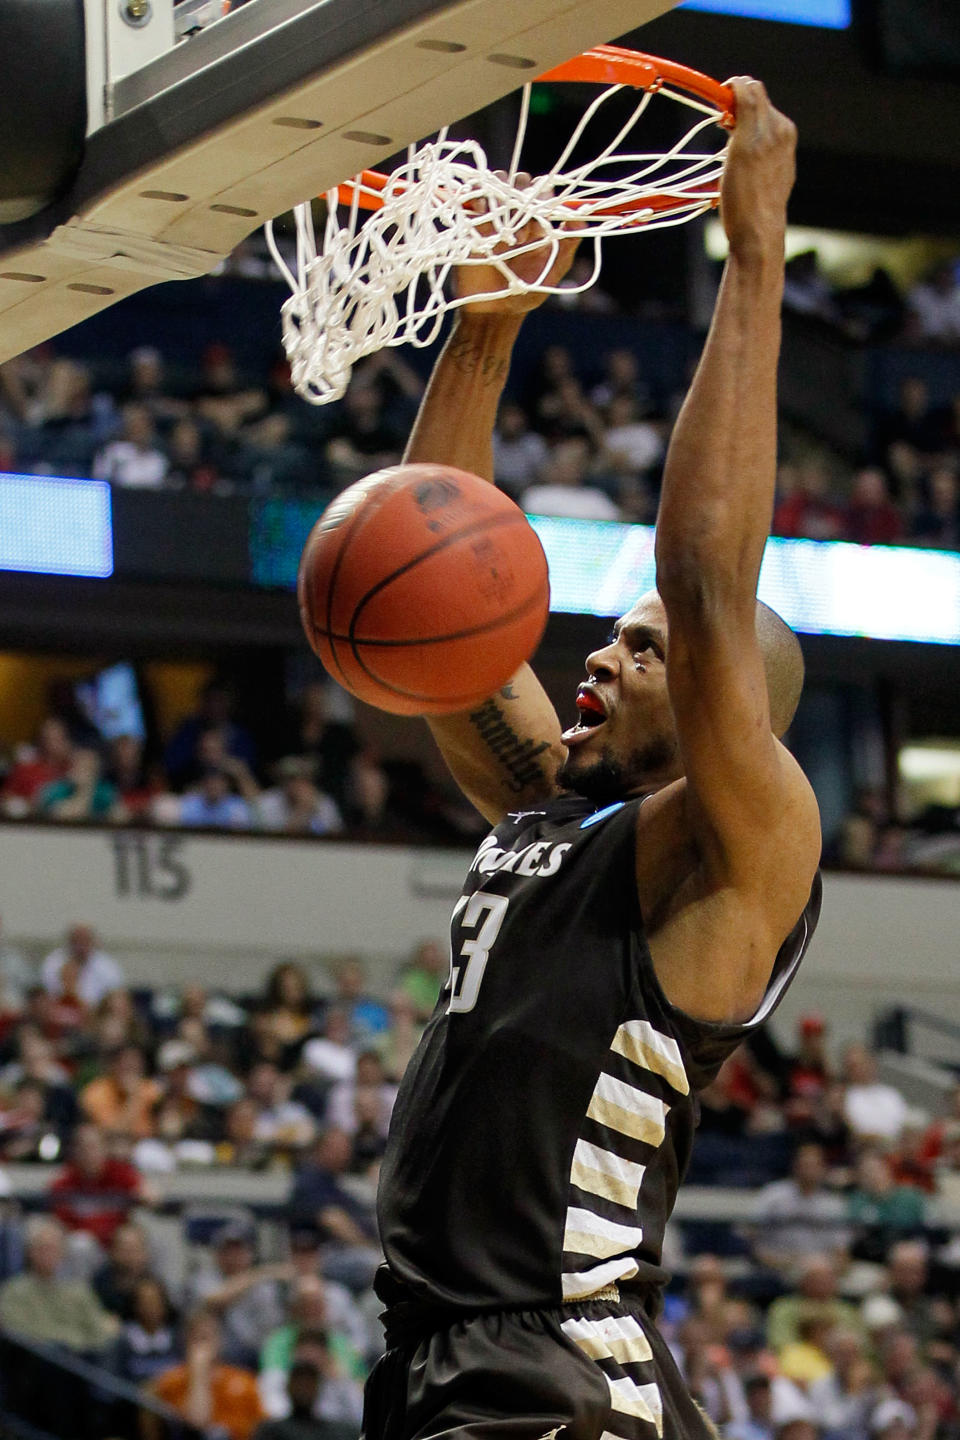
[607,1375,663,1430]
[562,1207,644,1261]
[570,1139,647,1210]
[561,1257,640,1301]
[610,1019,690,1096]
[586,1072,668,1147]
[561,1314,654,1366]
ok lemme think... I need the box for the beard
[557,733,678,805]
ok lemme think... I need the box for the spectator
[273,682,360,823]
[218,1097,272,1168]
[0,914,35,1012]
[325,380,401,479]
[284,1229,370,1359]
[253,1358,359,1440]
[842,1045,909,1142]
[600,393,665,481]
[35,745,122,820]
[166,415,222,491]
[808,1329,878,1440]
[326,1050,396,1145]
[397,938,447,1024]
[121,345,185,421]
[262,962,318,1047]
[50,1122,146,1248]
[889,1111,937,1194]
[164,679,257,789]
[302,1009,357,1086]
[179,762,254,829]
[766,1253,863,1353]
[877,378,943,462]
[846,1151,927,1263]
[0,1077,60,1161]
[41,923,125,1006]
[103,733,161,819]
[375,989,422,1084]
[187,1221,288,1369]
[492,401,549,496]
[93,402,170,488]
[246,1062,316,1150]
[80,1043,162,1140]
[844,468,903,547]
[258,1276,365,1421]
[1,716,73,813]
[590,348,650,412]
[92,1219,154,1318]
[192,341,268,434]
[751,1143,849,1273]
[521,436,619,520]
[909,466,960,549]
[0,1215,117,1350]
[783,1013,832,1130]
[255,757,343,836]
[882,1241,944,1346]
[905,259,960,345]
[782,250,840,324]
[288,1129,380,1293]
[726,1372,776,1440]
[330,958,389,1044]
[772,460,845,541]
[150,1307,265,1440]
[114,1275,181,1384]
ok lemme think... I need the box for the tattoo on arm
[467,696,552,794]
[448,335,510,386]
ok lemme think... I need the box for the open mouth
[561,691,608,747]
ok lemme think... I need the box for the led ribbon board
[0,475,113,577]
[681,0,850,25]
[531,517,960,645]
[248,502,960,646]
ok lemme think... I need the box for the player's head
[557,590,803,804]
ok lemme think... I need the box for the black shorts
[361,1292,715,1440]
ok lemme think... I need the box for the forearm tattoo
[467,687,551,793]
[448,334,510,386]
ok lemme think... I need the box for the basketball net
[266,47,734,406]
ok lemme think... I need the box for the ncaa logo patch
[580,801,626,829]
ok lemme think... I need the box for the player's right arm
[405,241,574,824]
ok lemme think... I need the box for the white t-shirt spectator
[493,431,549,495]
[752,1176,850,1258]
[93,440,169,489]
[255,787,342,835]
[521,483,620,521]
[326,1079,398,1137]
[844,1080,909,1142]
[41,946,125,1006]
[301,1037,357,1084]
[603,420,664,476]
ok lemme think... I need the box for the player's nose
[584,639,619,678]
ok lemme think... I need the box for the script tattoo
[448,334,510,386]
[468,695,551,793]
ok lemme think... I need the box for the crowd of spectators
[0,923,451,1436]
[0,921,956,1436]
[0,676,484,845]
[0,249,958,545]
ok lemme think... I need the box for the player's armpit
[428,663,565,825]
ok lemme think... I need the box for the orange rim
[336,45,734,216]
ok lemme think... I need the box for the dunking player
[362,80,822,1440]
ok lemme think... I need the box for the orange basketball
[298,463,550,716]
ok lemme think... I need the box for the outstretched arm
[652,79,820,1015]
[409,228,576,825]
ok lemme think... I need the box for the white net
[266,72,730,405]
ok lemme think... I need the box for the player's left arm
[653,80,821,1014]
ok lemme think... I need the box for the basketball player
[362,79,822,1440]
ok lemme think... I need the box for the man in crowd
[253,1357,360,1440]
[49,1122,147,1249]
[41,922,125,1005]
[149,1307,265,1440]
[751,1142,849,1273]
[0,1215,117,1350]
[187,1220,289,1369]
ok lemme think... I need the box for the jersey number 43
[447,891,509,1014]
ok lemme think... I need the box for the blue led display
[0,474,113,578]
[249,502,960,647]
[681,0,850,26]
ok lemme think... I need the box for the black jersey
[378,794,821,1312]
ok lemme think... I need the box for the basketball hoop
[266,46,735,405]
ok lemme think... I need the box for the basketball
[297,463,550,715]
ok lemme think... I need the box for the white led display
[529,518,960,645]
[0,474,113,578]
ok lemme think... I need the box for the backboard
[0,0,682,364]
